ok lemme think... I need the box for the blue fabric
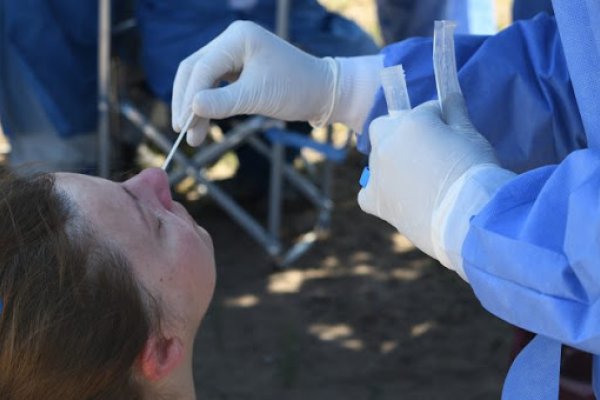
[137,0,379,102]
[2,0,377,138]
[357,15,586,172]
[467,1,600,398]
[463,151,600,398]
[364,4,600,398]
[461,2,600,396]
[2,0,98,137]
[502,335,561,400]
[462,0,600,353]
[362,14,585,172]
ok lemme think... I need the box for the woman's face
[55,168,216,336]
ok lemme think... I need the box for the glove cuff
[312,55,383,131]
[431,164,516,281]
[309,57,340,128]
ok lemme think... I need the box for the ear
[138,335,185,382]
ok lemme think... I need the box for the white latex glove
[172,21,338,146]
[358,94,512,277]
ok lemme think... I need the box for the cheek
[172,225,216,308]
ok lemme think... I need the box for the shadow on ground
[188,151,513,400]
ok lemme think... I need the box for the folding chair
[97,0,350,267]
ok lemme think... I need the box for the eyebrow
[122,186,153,232]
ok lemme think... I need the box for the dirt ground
[189,150,514,400]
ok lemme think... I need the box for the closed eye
[122,186,161,239]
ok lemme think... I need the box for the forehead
[55,173,122,220]
[55,173,172,295]
[54,173,150,254]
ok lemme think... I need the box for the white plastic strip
[380,64,411,115]
[433,20,462,117]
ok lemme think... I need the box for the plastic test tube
[433,20,461,116]
[360,64,411,188]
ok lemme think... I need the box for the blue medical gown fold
[362,14,586,173]
[464,150,600,354]
[461,0,600,357]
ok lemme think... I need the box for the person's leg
[512,0,553,21]
[376,0,446,44]
[285,0,379,57]
[512,328,595,400]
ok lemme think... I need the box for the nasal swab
[162,113,196,171]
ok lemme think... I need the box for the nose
[123,168,173,210]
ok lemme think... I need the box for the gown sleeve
[462,149,600,354]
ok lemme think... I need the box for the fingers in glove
[193,81,246,120]
[412,100,442,120]
[186,118,210,147]
[368,111,409,149]
[357,185,378,216]
[175,24,247,128]
[172,55,197,132]
[178,51,238,127]
[442,92,474,130]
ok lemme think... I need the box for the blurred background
[0,1,541,399]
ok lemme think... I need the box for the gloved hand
[358,94,508,276]
[171,20,338,146]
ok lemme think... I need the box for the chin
[195,224,214,253]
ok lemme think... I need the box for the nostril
[147,168,173,210]
[158,184,174,211]
[132,168,173,210]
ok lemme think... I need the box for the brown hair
[0,168,158,400]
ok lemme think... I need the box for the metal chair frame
[97,0,345,266]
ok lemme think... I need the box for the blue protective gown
[364,1,600,397]
[0,0,98,138]
[137,0,379,102]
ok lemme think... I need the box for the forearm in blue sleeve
[463,149,600,354]
[362,14,585,173]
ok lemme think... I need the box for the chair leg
[318,126,335,233]
[98,0,112,178]
[268,141,285,244]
